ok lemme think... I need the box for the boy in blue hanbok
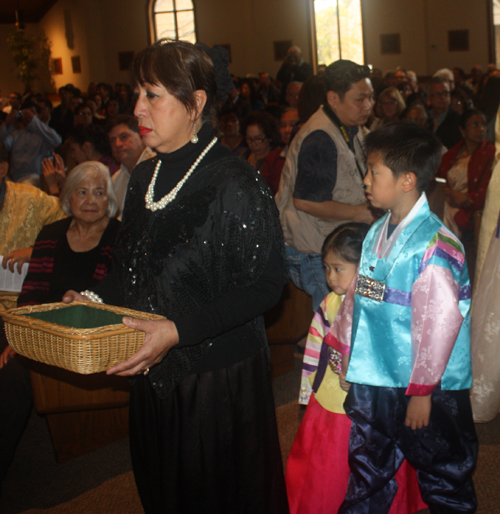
[328,122,478,513]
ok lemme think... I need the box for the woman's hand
[62,290,88,303]
[107,318,179,377]
[42,154,66,196]
[0,344,16,369]
[2,247,33,273]
[405,394,432,430]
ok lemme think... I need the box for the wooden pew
[29,363,129,462]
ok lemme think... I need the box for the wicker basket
[2,301,165,374]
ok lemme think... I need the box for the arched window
[314,0,364,66]
[152,0,197,43]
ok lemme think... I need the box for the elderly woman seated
[0,160,120,486]
[1,160,120,360]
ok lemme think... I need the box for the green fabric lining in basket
[25,305,125,329]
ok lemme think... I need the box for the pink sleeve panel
[407,264,464,396]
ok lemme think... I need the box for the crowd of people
[0,39,500,513]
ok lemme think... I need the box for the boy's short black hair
[364,121,442,193]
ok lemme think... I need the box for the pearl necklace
[145,137,218,212]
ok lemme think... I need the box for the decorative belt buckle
[355,275,386,302]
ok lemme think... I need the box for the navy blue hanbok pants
[339,384,478,514]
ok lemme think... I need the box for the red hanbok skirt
[286,394,427,514]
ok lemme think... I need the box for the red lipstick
[139,127,152,136]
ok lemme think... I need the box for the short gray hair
[60,161,119,218]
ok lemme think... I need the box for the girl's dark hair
[241,111,281,149]
[130,39,217,127]
[321,222,370,263]
[67,124,112,157]
[459,109,486,129]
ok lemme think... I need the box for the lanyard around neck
[323,105,365,182]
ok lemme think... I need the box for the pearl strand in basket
[80,290,103,303]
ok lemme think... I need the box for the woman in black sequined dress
[63,40,290,514]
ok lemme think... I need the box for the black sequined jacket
[96,130,287,398]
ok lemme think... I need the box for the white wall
[196,0,312,78]
[362,0,490,76]
[362,0,427,74]
[38,0,106,92]
[424,0,490,74]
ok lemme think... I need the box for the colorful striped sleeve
[407,228,469,396]
[299,298,329,405]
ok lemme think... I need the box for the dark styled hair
[364,121,442,193]
[324,60,371,100]
[241,111,281,149]
[105,114,140,134]
[131,39,217,126]
[459,109,485,129]
[67,124,112,157]
[322,222,370,263]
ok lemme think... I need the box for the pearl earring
[191,124,198,144]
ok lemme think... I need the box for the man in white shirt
[106,115,155,215]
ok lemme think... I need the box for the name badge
[355,275,386,302]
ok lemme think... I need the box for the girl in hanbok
[286,222,426,514]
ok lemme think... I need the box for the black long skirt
[129,348,290,514]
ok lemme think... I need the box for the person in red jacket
[436,108,495,281]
